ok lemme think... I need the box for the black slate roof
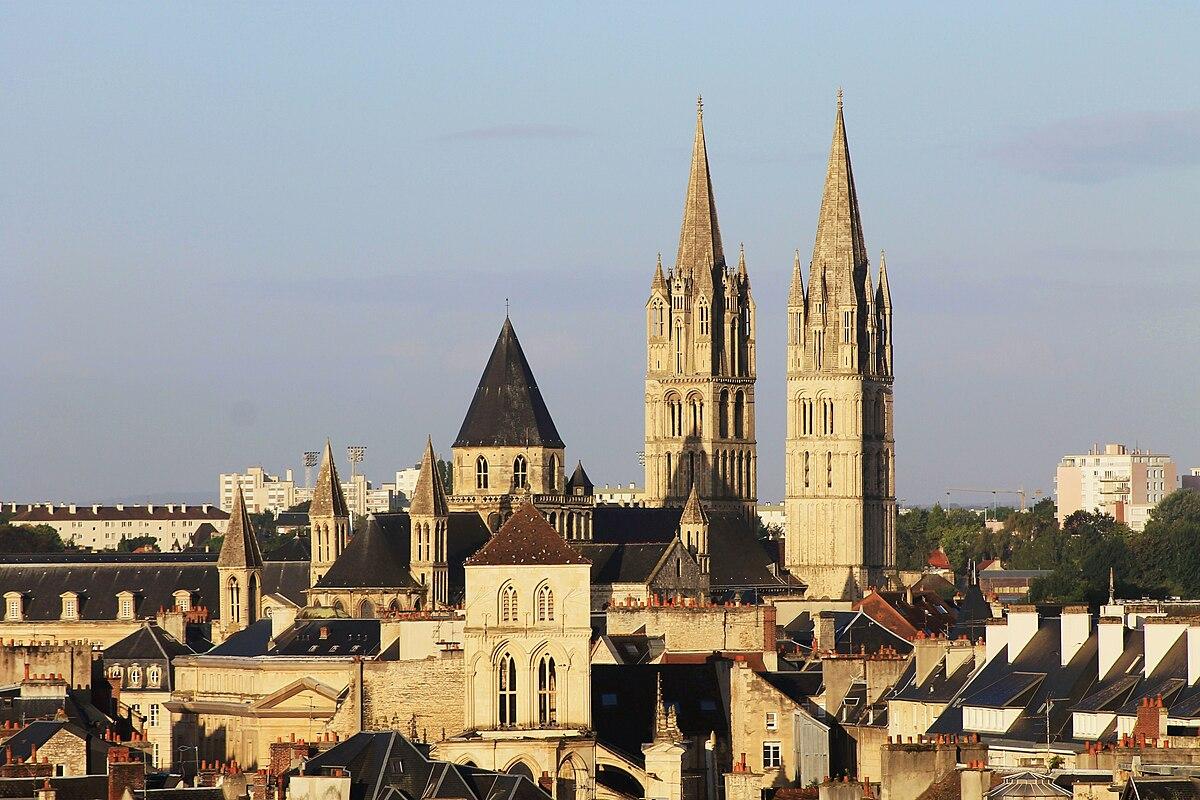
[298,730,550,800]
[0,555,307,620]
[315,516,419,591]
[0,776,107,800]
[268,619,381,657]
[891,654,977,703]
[265,533,311,561]
[575,542,673,584]
[371,512,490,604]
[104,623,193,689]
[591,507,793,593]
[454,318,564,449]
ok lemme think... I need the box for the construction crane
[944,487,1044,513]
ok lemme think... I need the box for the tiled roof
[465,502,589,567]
[310,440,350,518]
[453,318,564,449]
[574,542,674,584]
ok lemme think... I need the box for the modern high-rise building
[1055,443,1177,531]
[643,98,757,517]
[783,93,896,599]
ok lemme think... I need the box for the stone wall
[879,742,958,800]
[0,642,93,687]
[606,603,773,653]
[350,651,466,743]
[36,728,89,776]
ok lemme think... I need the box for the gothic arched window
[499,583,518,623]
[227,577,241,623]
[734,391,745,438]
[719,390,729,438]
[536,583,554,622]
[537,654,557,726]
[498,653,517,726]
[476,456,489,490]
[698,299,710,336]
[512,455,528,490]
[548,455,559,492]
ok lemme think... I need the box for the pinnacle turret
[788,250,805,306]
[311,440,349,519]
[410,436,448,517]
[680,481,709,525]
[651,253,667,294]
[218,485,264,569]
[877,250,892,309]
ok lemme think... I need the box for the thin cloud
[986,108,1200,182]
[436,123,587,142]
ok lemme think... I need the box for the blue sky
[2,3,1198,505]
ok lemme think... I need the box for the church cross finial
[697,94,703,118]
[505,297,509,318]
[837,87,844,108]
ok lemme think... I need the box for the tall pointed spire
[737,243,748,281]
[410,436,448,517]
[811,90,868,289]
[788,250,805,305]
[218,485,264,569]
[311,439,349,518]
[675,96,725,276]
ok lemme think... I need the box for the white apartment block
[392,467,421,502]
[594,483,646,507]
[1055,443,1177,531]
[3,502,228,551]
[220,466,402,517]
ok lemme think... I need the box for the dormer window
[4,592,23,622]
[147,665,162,688]
[116,591,135,621]
[108,665,123,681]
[172,590,191,613]
[127,665,142,688]
[61,592,79,620]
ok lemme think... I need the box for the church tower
[409,436,449,607]
[644,98,757,517]
[309,439,350,588]
[217,485,263,638]
[784,93,895,599]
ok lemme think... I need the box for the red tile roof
[464,501,590,567]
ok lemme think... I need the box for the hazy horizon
[3,3,1198,506]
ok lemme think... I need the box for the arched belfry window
[499,583,518,623]
[498,653,517,726]
[698,299,710,335]
[476,456,489,490]
[548,455,559,492]
[675,322,685,373]
[536,583,554,622]
[228,577,241,623]
[652,299,666,336]
[512,455,528,490]
[537,654,557,726]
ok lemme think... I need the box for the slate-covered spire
[311,439,349,518]
[409,437,448,517]
[454,317,565,449]
[788,250,805,305]
[566,461,594,496]
[811,90,869,292]
[680,480,709,525]
[675,96,725,278]
[218,485,263,569]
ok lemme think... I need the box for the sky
[2,3,1198,506]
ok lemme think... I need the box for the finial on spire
[836,87,844,108]
[505,297,509,318]
[697,94,703,118]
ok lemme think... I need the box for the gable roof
[575,542,676,585]
[315,516,419,591]
[454,318,564,449]
[465,502,589,567]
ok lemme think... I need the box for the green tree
[117,535,159,552]
[0,523,66,553]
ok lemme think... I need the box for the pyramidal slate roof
[315,515,419,590]
[311,439,349,518]
[566,461,593,495]
[465,501,590,567]
[217,486,264,569]
[409,437,448,517]
[454,318,564,449]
